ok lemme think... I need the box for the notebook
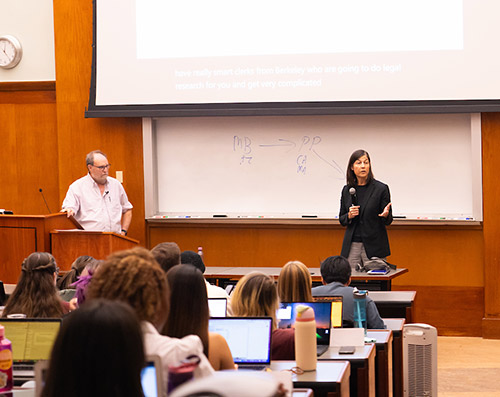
[34,355,163,397]
[277,302,332,356]
[208,298,227,317]
[312,295,344,328]
[208,317,272,370]
[0,318,61,382]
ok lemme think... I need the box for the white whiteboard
[144,113,482,220]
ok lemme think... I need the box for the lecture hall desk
[270,360,350,397]
[382,318,406,397]
[204,267,408,291]
[320,344,376,397]
[366,329,394,397]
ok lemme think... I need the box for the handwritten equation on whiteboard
[233,135,344,177]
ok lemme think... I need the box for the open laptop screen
[312,296,344,328]
[208,317,272,365]
[0,318,61,362]
[277,302,332,346]
[208,298,227,317]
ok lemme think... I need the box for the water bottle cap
[295,305,315,322]
[353,289,368,298]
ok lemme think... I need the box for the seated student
[56,255,96,291]
[2,252,70,318]
[87,247,214,381]
[151,241,181,273]
[71,258,103,307]
[312,255,386,329]
[165,264,235,371]
[180,250,232,303]
[42,299,144,397]
[277,261,313,303]
[231,272,295,360]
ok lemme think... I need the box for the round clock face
[0,35,23,69]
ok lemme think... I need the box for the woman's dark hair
[346,149,374,187]
[164,264,209,357]
[41,299,145,397]
[2,252,63,318]
[56,255,97,290]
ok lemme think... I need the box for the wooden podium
[51,230,139,270]
[0,213,81,284]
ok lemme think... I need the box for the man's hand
[61,208,75,218]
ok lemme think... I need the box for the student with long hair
[56,255,96,291]
[87,247,214,380]
[2,252,66,318]
[165,264,234,370]
[41,299,144,397]
[277,261,313,303]
[231,272,295,360]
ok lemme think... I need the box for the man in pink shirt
[61,150,133,235]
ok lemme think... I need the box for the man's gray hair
[86,150,107,166]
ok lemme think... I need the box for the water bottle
[197,246,204,262]
[0,325,13,392]
[353,289,368,333]
[294,305,317,371]
[167,355,200,394]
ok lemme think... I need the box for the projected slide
[137,0,463,59]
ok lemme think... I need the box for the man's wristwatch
[121,229,128,235]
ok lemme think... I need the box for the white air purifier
[403,323,438,397]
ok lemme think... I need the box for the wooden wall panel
[147,221,482,285]
[53,0,146,243]
[481,113,500,337]
[0,85,58,216]
[394,285,484,337]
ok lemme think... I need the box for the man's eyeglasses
[93,164,111,171]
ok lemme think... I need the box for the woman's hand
[379,202,392,218]
[348,205,360,219]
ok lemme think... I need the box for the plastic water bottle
[353,290,368,334]
[0,325,13,392]
[197,246,204,261]
[294,305,317,371]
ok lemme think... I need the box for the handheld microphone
[39,188,52,213]
[349,187,358,206]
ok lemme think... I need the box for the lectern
[0,213,81,283]
[51,230,139,270]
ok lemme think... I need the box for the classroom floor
[438,336,500,396]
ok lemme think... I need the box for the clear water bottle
[197,246,204,261]
[353,290,368,334]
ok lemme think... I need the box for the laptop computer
[141,355,164,397]
[35,355,163,397]
[277,302,332,356]
[0,318,61,384]
[208,317,272,370]
[208,298,227,317]
[312,295,344,328]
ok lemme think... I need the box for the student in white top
[180,250,232,304]
[61,150,132,235]
[87,247,214,380]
